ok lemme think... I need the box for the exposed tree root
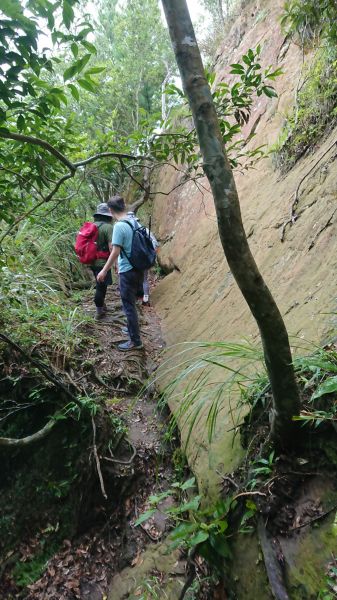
[257,518,290,600]
[280,138,337,242]
[0,332,79,404]
[91,416,107,500]
[0,418,55,447]
[308,207,337,250]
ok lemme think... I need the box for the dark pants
[119,269,143,345]
[91,268,112,308]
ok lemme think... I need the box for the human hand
[96,269,106,283]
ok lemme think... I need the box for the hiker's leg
[119,270,142,346]
[92,268,112,313]
[95,281,107,307]
[136,271,144,300]
[143,270,149,298]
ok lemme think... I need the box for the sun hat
[93,203,111,218]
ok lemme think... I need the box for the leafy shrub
[272,46,337,172]
[281,0,337,47]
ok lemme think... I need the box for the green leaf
[71,42,78,58]
[84,66,106,75]
[180,477,196,491]
[63,64,78,82]
[265,67,284,80]
[63,54,92,81]
[169,495,201,515]
[77,78,97,93]
[170,522,198,541]
[16,114,25,131]
[189,530,209,546]
[148,490,172,504]
[230,63,245,72]
[134,509,156,526]
[262,85,278,98]
[81,40,97,54]
[312,376,337,399]
[67,83,80,101]
[62,0,74,29]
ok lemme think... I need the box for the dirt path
[24,281,182,600]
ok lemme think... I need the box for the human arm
[96,245,120,281]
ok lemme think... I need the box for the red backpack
[74,222,110,265]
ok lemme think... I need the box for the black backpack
[120,219,156,271]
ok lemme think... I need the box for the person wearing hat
[91,203,114,320]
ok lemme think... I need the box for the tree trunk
[218,0,226,29]
[161,0,300,445]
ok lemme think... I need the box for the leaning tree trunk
[161,0,300,445]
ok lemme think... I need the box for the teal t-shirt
[112,219,134,273]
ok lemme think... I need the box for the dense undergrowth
[272,46,337,172]
[272,0,337,172]
[0,199,120,594]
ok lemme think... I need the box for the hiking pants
[143,269,149,297]
[119,269,143,345]
[91,268,112,308]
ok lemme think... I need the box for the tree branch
[0,173,76,245]
[0,130,75,171]
[74,151,141,168]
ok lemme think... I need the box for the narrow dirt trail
[24,280,186,600]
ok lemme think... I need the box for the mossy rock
[108,540,185,599]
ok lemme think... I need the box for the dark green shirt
[92,219,113,268]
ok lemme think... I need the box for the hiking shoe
[118,340,143,351]
[142,300,150,307]
[121,327,129,335]
[95,309,106,321]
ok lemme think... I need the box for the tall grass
[153,340,267,449]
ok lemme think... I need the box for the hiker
[126,211,159,306]
[75,203,113,320]
[97,196,150,351]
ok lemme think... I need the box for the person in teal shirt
[97,196,144,351]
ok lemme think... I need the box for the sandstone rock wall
[152,0,337,498]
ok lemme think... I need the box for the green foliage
[154,340,265,449]
[134,575,163,600]
[11,537,61,587]
[0,0,98,128]
[318,555,337,599]
[136,475,258,577]
[248,451,275,490]
[281,0,337,47]
[292,345,337,428]
[272,47,337,172]
[144,46,281,172]
[273,0,337,172]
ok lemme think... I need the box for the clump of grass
[153,340,266,449]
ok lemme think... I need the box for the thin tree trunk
[218,0,226,29]
[161,0,300,445]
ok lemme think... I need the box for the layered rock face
[152,0,337,496]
